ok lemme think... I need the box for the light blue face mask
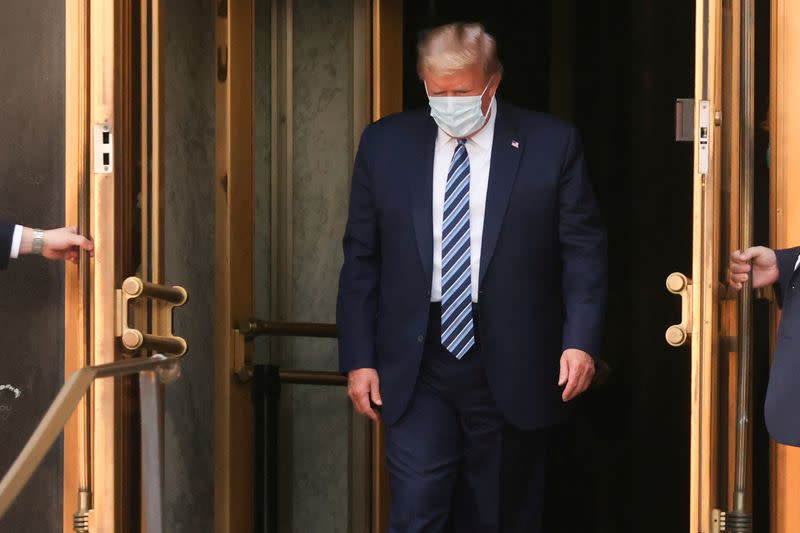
[426,78,493,138]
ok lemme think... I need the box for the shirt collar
[436,97,498,150]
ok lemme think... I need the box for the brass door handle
[116,276,189,355]
[232,319,338,382]
[665,272,693,347]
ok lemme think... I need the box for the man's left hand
[558,348,595,402]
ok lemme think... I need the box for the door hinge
[712,509,724,533]
[217,45,228,82]
[73,489,92,532]
[712,508,753,532]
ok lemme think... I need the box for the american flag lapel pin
[511,140,519,148]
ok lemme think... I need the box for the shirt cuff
[9,225,23,259]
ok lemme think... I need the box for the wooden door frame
[214,1,255,532]
[64,1,165,531]
[770,2,800,531]
[689,1,800,531]
[63,1,125,530]
[214,1,397,531]
[690,0,724,531]
[64,0,91,530]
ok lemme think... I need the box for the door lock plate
[698,100,711,174]
[93,123,113,174]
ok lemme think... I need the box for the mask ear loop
[479,75,496,119]
[480,75,494,98]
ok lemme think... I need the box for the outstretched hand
[28,226,95,263]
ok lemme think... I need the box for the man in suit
[0,221,93,269]
[729,245,800,446]
[337,23,607,532]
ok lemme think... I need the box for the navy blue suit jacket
[765,246,800,445]
[0,221,13,270]
[337,101,608,429]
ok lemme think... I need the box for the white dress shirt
[431,97,497,303]
[9,225,22,259]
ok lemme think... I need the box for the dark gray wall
[0,1,65,531]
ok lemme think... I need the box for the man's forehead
[424,68,485,88]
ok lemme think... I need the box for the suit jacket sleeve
[774,246,800,309]
[558,126,608,359]
[337,125,379,373]
[0,220,14,270]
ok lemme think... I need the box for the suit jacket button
[417,335,424,343]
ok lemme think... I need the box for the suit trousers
[385,304,550,533]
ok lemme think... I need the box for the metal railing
[0,354,183,530]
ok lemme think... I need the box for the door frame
[63,0,91,529]
[214,0,255,531]
[64,1,126,530]
[64,1,166,531]
[769,1,800,531]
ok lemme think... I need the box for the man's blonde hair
[417,22,503,79]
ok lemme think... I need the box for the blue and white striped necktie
[440,138,476,359]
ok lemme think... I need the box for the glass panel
[254,0,272,365]
[288,2,355,528]
[161,1,216,532]
[255,0,365,530]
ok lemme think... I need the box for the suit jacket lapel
[411,113,439,285]
[479,101,524,286]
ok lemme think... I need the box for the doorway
[400,1,768,532]
[35,1,778,532]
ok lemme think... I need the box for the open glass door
[676,1,765,532]
[63,1,190,531]
[677,1,729,531]
[64,2,136,529]
[216,1,395,531]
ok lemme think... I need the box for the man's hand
[558,348,595,402]
[347,368,382,421]
[43,226,94,263]
[729,246,779,290]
